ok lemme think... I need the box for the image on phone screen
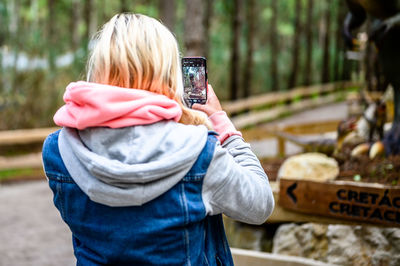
[182,58,207,107]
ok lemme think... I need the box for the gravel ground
[0,180,75,266]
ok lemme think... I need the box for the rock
[273,223,400,266]
[325,225,363,266]
[271,224,302,256]
[277,153,339,182]
[223,217,268,251]
[272,223,328,262]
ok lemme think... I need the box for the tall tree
[229,0,243,100]
[288,0,302,88]
[321,0,331,83]
[83,0,93,54]
[184,0,206,56]
[47,0,56,73]
[334,0,345,81]
[203,0,213,60]
[0,2,7,92]
[242,0,256,98]
[0,2,8,46]
[159,0,176,31]
[90,0,98,37]
[270,0,279,91]
[303,0,314,85]
[120,0,129,13]
[70,0,81,51]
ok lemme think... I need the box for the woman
[42,13,274,265]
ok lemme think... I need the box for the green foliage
[261,7,273,21]
[0,168,43,182]
[292,94,302,103]
[0,168,34,181]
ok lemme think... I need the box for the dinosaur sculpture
[344,0,400,155]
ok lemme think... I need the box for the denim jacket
[42,130,233,266]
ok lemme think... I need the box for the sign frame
[279,178,400,227]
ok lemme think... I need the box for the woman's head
[87,13,209,127]
[87,13,182,99]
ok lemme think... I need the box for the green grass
[292,95,302,103]
[0,168,42,181]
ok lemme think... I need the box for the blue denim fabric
[42,129,233,266]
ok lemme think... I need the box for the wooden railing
[0,127,59,146]
[0,127,59,170]
[0,81,361,170]
[222,81,361,129]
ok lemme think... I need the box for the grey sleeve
[202,135,275,225]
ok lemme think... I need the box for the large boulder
[277,153,339,182]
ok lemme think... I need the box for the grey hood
[58,121,209,206]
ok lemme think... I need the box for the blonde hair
[87,13,210,128]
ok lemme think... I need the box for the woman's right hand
[192,84,222,117]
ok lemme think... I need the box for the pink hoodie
[54,81,182,129]
[54,81,241,144]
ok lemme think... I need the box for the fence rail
[222,81,361,129]
[0,127,59,146]
[0,81,361,170]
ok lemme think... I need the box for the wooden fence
[222,81,360,129]
[4,81,390,226]
[0,81,361,170]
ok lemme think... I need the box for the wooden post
[277,135,285,158]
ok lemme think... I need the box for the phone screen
[182,57,207,107]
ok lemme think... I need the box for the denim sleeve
[201,135,275,225]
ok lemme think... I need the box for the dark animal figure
[344,0,400,155]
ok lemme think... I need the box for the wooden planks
[0,127,59,145]
[230,91,347,129]
[222,81,359,116]
[0,152,43,170]
[279,179,400,227]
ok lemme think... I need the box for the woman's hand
[192,84,222,116]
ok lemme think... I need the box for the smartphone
[182,57,207,108]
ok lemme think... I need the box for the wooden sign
[279,178,400,227]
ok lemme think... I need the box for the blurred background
[3,1,400,265]
[0,0,362,130]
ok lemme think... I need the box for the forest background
[0,0,360,130]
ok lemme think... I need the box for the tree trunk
[90,0,98,37]
[334,0,346,81]
[184,0,206,56]
[159,0,176,31]
[83,0,93,55]
[120,0,129,13]
[242,0,256,98]
[47,0,56,73]
[8,0,20,95]
[203,0,213,60]
[288,0,302,89]
[303,0,314,85]
[70,0,81,50]
[321,0,331,83]
[0,4,7,46]
[229,0,243,100]
[270,0,279,91]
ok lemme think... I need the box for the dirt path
[0,181,75,266]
